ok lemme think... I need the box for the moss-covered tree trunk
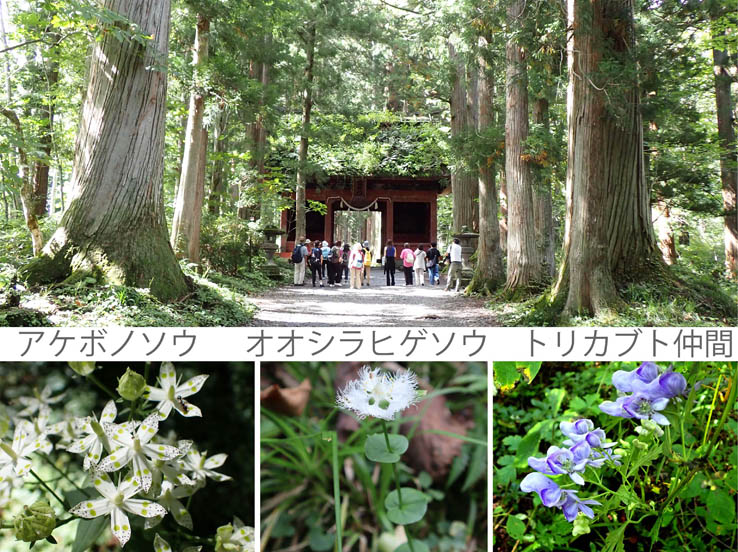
[449,42,478,233]
[171,13,209,262]
[554,0,662,316]
[712,23,737,279]
[20,0,188,300]
[469,36,504,294]
[504,0,544,294]
[295,23,316,243]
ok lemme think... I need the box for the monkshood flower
[519,474,600,522]
[143,363,209,420]
[97,413,181,492]
[612,363,687,400]
[601,393,670,425]
[69,472,167,547]
[528,445,589,485]
[588,448,622,468]
[0,420,50,479]
[336,366,421,421]
[560,419,616,449]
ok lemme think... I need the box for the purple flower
[588,448,622,468]
[655,371,687,398]
[561,419,616,449]
[622,394,670,425]
[528,445,589,485]
[519,472,562,507]
[559,490,600,522]
[612,362,659,393]
[599,396,629,417]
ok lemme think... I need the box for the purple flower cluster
[599,362,687,426]
[520,418,616,522]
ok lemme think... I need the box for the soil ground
[249,266,500,326]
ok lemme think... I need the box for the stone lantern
[452,225,479,286]
[260,226,285,280]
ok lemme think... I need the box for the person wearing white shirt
[413,244,427,286]
[444,238,463,292]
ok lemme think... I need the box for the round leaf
[365,433,409,463]
[385,488,429,525]
[506,515,526,540]
[394,541,430,552]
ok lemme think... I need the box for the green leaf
[385,488,429,525]
[725,468,738,492]
[506,515,526,540]
[494,362,521,390]
[394,542,430,552]
[365,433,408,463]
[705,489,736,524]
[495,465,516,487]
[514,423,542,469]
[569,396,587,410]
[602,523,628,552]
[462,442,486,491]
[72,518,107,552]
[502,435,522,450]
[308,527,334,551]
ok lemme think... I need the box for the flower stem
[86,373,117,401]
[331,431,343,552]
[42,455,91,497]
[381,421,415,552]
[30,469,69,509]
[381,420,393,453]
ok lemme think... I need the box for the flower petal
[203,453,227,470]
[122,498,167,518]
[176,375,209,398]
[154,534,173,552]
[70,498,112,519]
[111,507,131,547]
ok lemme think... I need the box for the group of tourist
[291,238,373,289]
[291,236,464,291]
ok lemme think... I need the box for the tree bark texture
[20,0,188,300]
[712,28,737,279]
[654,200,678,265]
[295,23,316,242]
[448,42,478,233]
[532,97,555,279]
[171,13,209,262]
[208,102,228,216]
[1,108,43,255]
[469,37,505,293]
[555,0,661,316]
[504,0,544,293]
[31,38,59,217]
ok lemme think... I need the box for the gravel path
[249,267,499,326]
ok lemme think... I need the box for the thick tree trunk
[504,0,544,294]
[31,45,59,218]
[532,97,555,279]
[208,102,228,216]
[295,23,316,242]
[2,108,43,255]
[448,42,477,233]
[469,37,504,294]
[712,27,737,279]
[170,13,209,262]
[20,0,187,300]
[554,0,661,316]
[499,170,508,253]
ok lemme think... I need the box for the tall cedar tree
[21,0,188,300]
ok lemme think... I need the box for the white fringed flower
[336,366,420,421]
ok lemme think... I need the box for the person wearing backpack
[292,237,308,286]
[383,239,396,286]
[310,240,324,287]
[320,240,331,280]
[426,242,441,285]
[329,240,343,287]
[341,243,351,281]
[362,240,372,286]
[348,242,365,289]
[399,242,415,285]
[413,243,427,286]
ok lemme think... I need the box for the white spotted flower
[154,533,201,552]
[181,448,231,484]
[215,517,255,552]
[143,364,208,420]
[147,480,195,530]
[16,384,65,418]
[336,366,421,421]
[67,400,118,470]
[0,420,50,479]
[69,472,167,547]
[97,413,181,492]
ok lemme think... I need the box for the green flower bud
[117,368,146,401]
[68,361,96,376]
[13,500,56,542]
[633,439,647,450]
[572,514,591,537]
[215,523,237,552]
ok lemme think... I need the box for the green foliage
[199,215,264,276]
[493,361,738,551]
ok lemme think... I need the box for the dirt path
[249,267,499,326]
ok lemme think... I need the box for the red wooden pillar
[324,199,334,243]
[429,198,437,243]
[385,199,394,244]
